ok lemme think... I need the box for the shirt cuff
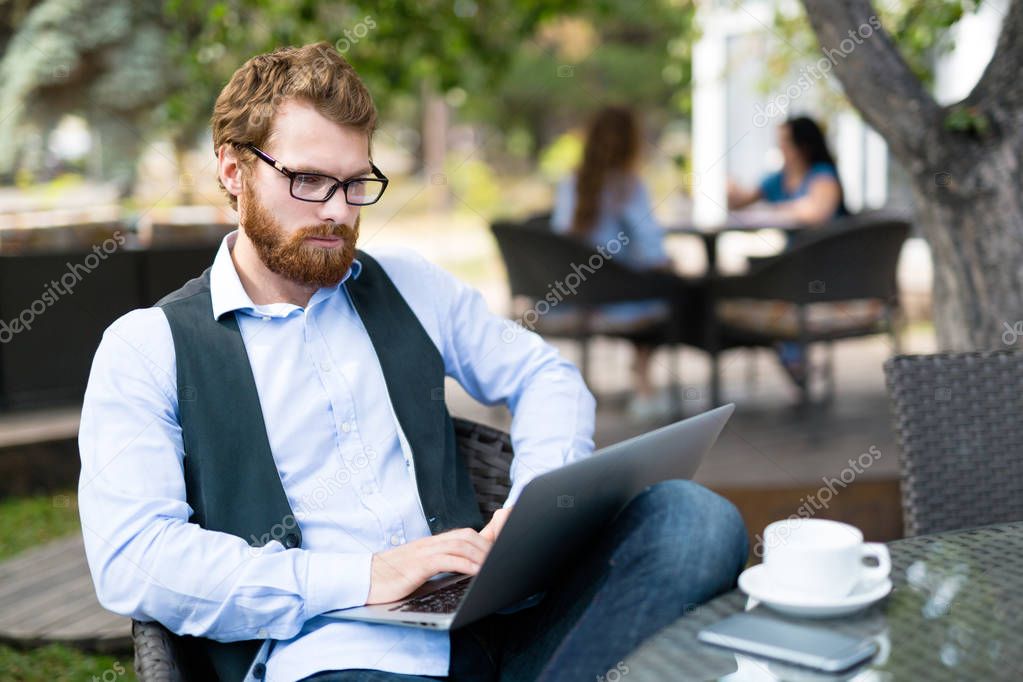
[503,485,524,508]
[304,551,373,618]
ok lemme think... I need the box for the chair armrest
[133,619,188,682]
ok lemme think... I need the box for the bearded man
[79,43,747,682]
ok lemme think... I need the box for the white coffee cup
[762,519,890,600]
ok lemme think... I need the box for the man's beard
[241,184,360,288]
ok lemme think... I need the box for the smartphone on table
[698,612,878,673]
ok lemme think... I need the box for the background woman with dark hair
[551,105,675,421]
[727,115,848,225]
[724,116,851,388]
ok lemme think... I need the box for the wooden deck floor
[0,534,130,652]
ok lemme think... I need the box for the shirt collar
[209,230,362,320]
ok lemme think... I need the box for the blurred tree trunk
[173,134,194,205]
[421,81,450,209]
[802,0,1023,351]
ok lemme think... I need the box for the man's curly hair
[211,42,377,209]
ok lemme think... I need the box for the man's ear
[217,144,245,200]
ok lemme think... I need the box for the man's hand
[366,528,493,605]
[480,506,513,543]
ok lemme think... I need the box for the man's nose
[316,187,359,226]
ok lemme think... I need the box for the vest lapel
[155,252,483,681]
[346,251,482,535]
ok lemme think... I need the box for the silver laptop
[323,403,735,631]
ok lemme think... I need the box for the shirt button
[390,534,402,546]
[360,482,374,495]
[283,533,300,549]
[320,361,332,372]
[341,421,352,433]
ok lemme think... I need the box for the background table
[663,219,804,404]
[623,522,1023,681]
[665,219,803,274]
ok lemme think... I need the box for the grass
[0,491,137,681]
[0,645,134,681]
[0,491,82,562]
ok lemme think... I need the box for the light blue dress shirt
[78,230,596,681]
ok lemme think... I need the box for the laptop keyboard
[390,576,473,614]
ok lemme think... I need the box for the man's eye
[294,174,330,190]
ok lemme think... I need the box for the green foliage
[0,490,81,561]
[487,2,695,155]
[944,103,991,136]
[539,131,583,182]
[881,0,981,85]
[1,0,986,192]
[2,0,697,183]
[444,156,501,216]
[769,0,983,97]
[159,0,587,132]
[0,0,178,190]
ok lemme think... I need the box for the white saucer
[738,564,892,618]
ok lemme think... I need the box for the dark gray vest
[156,250,483,681]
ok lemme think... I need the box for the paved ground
[447,329,935,489]
[0,327,925,493]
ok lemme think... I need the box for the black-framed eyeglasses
[235,142,389,205]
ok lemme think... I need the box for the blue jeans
[300,479,748,682]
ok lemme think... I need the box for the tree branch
[968,0,1023,119]
[801,0,941,164]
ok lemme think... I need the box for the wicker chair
[884,351,1023,536]
[132,417,514,681]
[711,214,909,406]
[490,219,700,397]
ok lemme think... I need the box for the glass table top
[623,522,1023,681]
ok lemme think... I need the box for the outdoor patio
[1,0,1020,680]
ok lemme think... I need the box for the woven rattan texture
[884,351,1023,536]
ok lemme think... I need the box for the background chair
[0,244,143,409]
[139,222,234,248]
[490,218,703,403]
[140,243,220,305]
[884,350,1023,537]
[0,223,223,410]
[131,417,515,681]
[707,214,909,405]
